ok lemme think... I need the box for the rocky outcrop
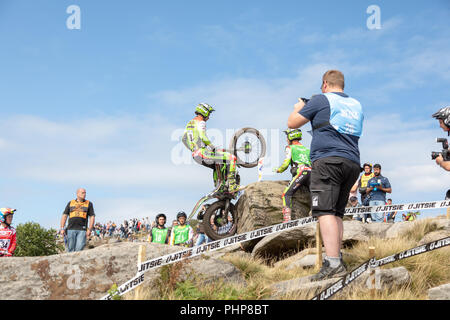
[236,181,311,252]
[0,242,243,300]
[270,266,411,299]
[250,218,450,258]
[428,283,450,300]
[418,230,450,245]
[203,243,243,259]
[251,223,316,258]
[359,267,411,290]
[235,181,449,257]
[270,276,337,299]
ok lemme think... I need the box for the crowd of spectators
[58,189,217,252]
[88,208,215,247]
[347,162,411,223]
[90,218,151,240]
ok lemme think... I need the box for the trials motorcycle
[187,127,266,240]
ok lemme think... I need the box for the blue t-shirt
[367,175,391,202]
[299,92,364,165]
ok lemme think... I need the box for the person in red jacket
[0,208,17,257]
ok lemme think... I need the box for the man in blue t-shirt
[287,70,363,281]
[366,163,392,222]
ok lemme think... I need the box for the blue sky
[0,0,449,229]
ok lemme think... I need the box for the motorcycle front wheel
[203,200,237,240]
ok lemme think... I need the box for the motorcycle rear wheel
[229,127,266,168]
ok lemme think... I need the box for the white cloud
[359,114,448,199]
[150,63,333,129]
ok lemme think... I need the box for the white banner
[344,199,450,216]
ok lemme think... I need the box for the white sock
[326,256,341,268]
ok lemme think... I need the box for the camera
[369,180,381,191]
[431,138,449,161]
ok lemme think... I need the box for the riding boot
[227,173,240,193]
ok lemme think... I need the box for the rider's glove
[272,168,279,173]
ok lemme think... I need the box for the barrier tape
[344,199,450,216]
[101,216,318,300]
[312,237,450,300]
[100,199,450,300]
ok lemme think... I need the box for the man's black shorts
[310,156,361,219]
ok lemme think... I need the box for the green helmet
[284,128,302,141]
[195,103,215,118]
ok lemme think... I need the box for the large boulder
[418,230,450,245]
[428,283,450,300]
[251,220,372,258]
[357,266,411,290]
[274,248,357,270]
[0,242,243,300]
[236,181,311,252]
[270,276,337,299]
[383,218,448,239]
[251,223,316,258]
[250,218,450,259]
[270,266,410,299]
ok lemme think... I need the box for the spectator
[432,106,450,171]
[402,211,420,221]
[169,212,194,247]
[348,196,363,222]
[210,215,218,233]
[351,163,374,206]
[60,188,95,252]
[195,205,210,246]
[121,223,127,239]
[384,198,397,223]
[148,213,170,244]
[94,225,101,240]
[288,69,363,281]
[366,164,392,222]
[0,208,17,257]
[218,214,234,234]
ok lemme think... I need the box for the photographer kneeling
[432,106,450,171]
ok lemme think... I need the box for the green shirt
[182,119,213,152]
[170,224,193,245]
[276,144,311,173]
[151,227,169,244]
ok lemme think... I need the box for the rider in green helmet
[148,213,170,244]
[182,103,240,193]
[273,128,312,222]
[169,211,194,247]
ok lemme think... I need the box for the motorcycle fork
[224,199,230,215]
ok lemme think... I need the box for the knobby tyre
[203,200,237,240]
[229,127,266,168]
